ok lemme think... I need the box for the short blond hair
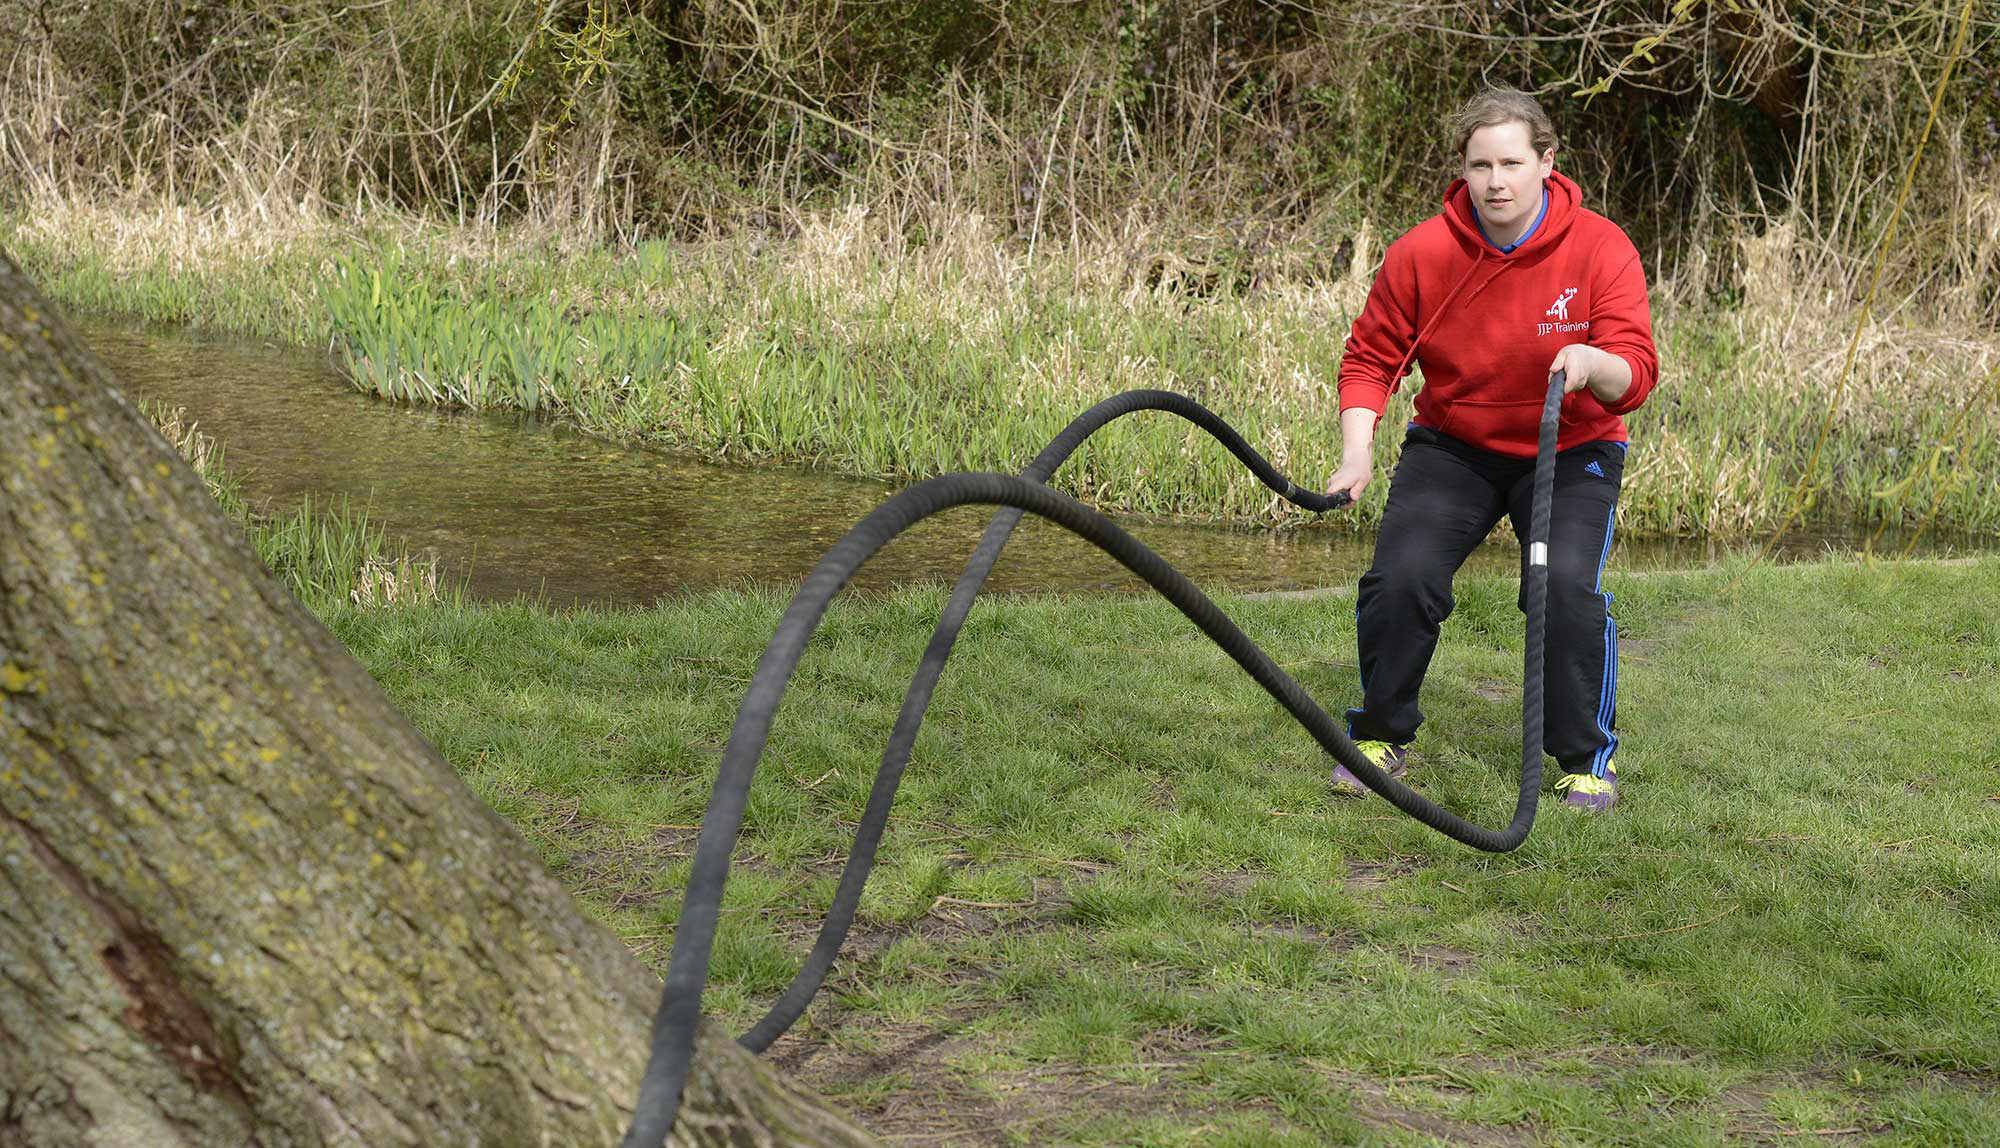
[1450,87,1557,158]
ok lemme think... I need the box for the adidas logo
[1585,460,1606,478]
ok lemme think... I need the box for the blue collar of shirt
[1477,188,1549,254]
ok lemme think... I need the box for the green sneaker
[1331,740,1409,797]
[1554,762,1618,812]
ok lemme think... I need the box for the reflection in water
[82,323,1984,608]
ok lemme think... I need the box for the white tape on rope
[1529,542,1549,567]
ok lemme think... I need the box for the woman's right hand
[1324,455,1372,507]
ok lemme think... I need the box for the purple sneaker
[1331,740,1409,797]
[1554,761,1618,812]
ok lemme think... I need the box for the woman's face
[1462,121,1555,241]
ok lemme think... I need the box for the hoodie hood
[1443,170,1583,259]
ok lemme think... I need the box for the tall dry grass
[5,1,1996,319]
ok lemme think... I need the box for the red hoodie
[1337,171,1658,457]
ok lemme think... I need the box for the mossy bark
[0,248,876,1147]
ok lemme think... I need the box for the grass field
[319,554,2000,1145]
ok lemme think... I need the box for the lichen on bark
[0,249,876,1145]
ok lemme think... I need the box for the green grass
[11,205,2000,540]
[320,556,2000,1145]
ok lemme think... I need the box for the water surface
[81,323,1983,608]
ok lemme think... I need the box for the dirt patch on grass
[1206,871,1258,899]
[1617,635,1664,662]
[1443,1058,1907,1144]
[1345,857,1422,892]
[1193,871,1354,947]
[1255,920,1354,949]
[791,1022,1559,1147]
[1312,1064,1537,1147]
[833,876,1075,965]
[779,1021,1980,1147]
[1406,943,1478,974]
[543,812,700,909]
[1349,1101,1534,1146]
[770,1013,982,1085]
[1707,1074,1882,1144]
[1708,1064,2000,1142]
[774,1015,1211,1145]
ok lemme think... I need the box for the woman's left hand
[1549,344,1632,405]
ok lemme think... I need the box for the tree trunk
[0,249,876,1148]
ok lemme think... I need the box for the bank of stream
[85,322,1989,608]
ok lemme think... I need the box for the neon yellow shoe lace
[1554,772,1615,796]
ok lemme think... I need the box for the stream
[80,322,1973,608]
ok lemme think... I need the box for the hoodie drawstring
[1389,255,1508,385]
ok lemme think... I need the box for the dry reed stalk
[147,404,224,500]
[351,553,444,607]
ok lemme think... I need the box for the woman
[1323,87,1658,812]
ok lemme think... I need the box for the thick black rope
[740,389,1352,1056]
[622,377,1565,1146]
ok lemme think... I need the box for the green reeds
[322,254,704,416]
[247,495,443,608]
[313,238,2000,538]
[146,402,450,609]
[29,210,2000,541]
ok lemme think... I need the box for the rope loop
[622,378,1565,1145]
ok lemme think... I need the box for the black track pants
[1345,424,1624,777]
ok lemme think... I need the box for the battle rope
[622,374,1567,1146]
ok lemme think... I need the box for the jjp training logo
[1537,287,1588,337]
